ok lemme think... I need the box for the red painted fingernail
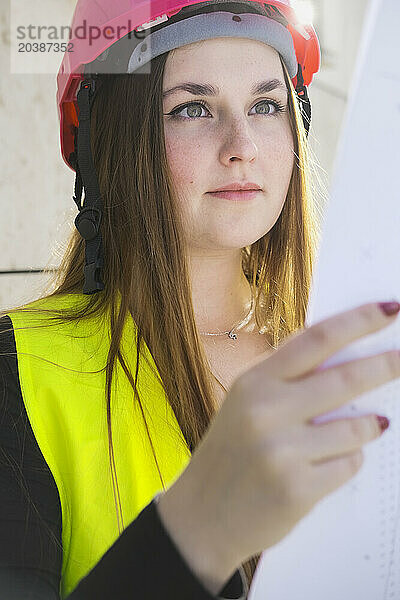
[376,415,390,432]
[379,302,400,316]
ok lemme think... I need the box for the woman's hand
[156,301,400,594]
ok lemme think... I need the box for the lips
[208,182,262,192]
[207,189,261,201]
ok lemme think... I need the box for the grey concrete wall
[0,0,369,312]
[0,0,78,312]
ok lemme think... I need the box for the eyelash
[164,99,286,120]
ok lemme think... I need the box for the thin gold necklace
[199,285,268,392]
[199,287,257,340]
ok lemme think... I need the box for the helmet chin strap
[72,78,105,295]
[71,63,311,295]
[295,62,312,134]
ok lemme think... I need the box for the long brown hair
[0,50,322,589]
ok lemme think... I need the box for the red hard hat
[57,0,321,172]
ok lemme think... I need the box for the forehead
[163,37,285,87]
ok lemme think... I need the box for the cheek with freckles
[164,134,204,236]
[164,133,206,195]
[263,128,294,199]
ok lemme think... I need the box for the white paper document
[249,0,400,597]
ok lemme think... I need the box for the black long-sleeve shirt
[0,315,248,599]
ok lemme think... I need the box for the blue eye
[164,99,286,120]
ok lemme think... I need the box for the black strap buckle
[74,206,102,241]
[83,258,105,294]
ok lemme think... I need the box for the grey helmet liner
[127,11,297,78]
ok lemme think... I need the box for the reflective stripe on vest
[8,292,192,598]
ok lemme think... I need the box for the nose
[218,116,258,165]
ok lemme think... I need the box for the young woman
[1,1,399,598]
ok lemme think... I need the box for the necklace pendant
[228,331,237,340]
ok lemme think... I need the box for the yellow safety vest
[7,292,192,598]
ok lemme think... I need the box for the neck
[188,249,253,334]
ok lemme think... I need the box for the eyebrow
[162,79,287,99]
